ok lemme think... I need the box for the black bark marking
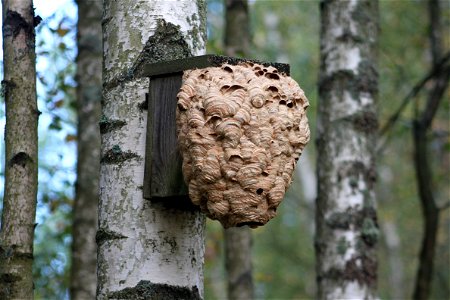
[0,246,33,267]
[337,161,377,190]
[1,80,16,98]
[104,19,192,90]
[101,145,140,164]
[319,68,377,99]
[96,228,127,246]
[0,245,33,298]
[351,111,378,134]
[108,281,201,300]
[132,19,192,76]
[3,10,39,39]
[99,115,126,134]
[0,273,21,283]
[138,94,149,111]
[323,255,377,288]
[326,211,351,229]
[9,152,32,168]
[325,206,378,245]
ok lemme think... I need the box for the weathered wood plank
[143,74,188,199]
[141,54,290,78]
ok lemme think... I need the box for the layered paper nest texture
[176,63,310,228]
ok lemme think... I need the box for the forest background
[0,0,448,299]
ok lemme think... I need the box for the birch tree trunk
[70,0,102,299]
[98,1,206,298]
[0,0,39,299]
[223,1,254,299]
[316,0,379,299]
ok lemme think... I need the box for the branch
[379,51,450,136]
[420,69,449,129]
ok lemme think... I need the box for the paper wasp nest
[176,63,310,228]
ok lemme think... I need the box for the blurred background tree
[69,0,101,299]
[0,0,448,299]
[223,1,255,300]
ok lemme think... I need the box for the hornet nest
[176,62,310,228]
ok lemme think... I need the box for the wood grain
[143,74,188,198]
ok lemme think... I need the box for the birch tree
[0,0,39,299]
[223,0,254,299]
[98,1,206,298]
[70,0,102,299]
[316,0,379,298]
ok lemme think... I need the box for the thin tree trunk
[412,1,449,298]
[98,1,206,298]
[316,0,379,299]
[70,1,102,299]
[0,1,39,299]
[412,122,439,300]
[224,0,249,57]
[223,1,254,299]
[224,228,253,300]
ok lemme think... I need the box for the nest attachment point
[176,62,310,228]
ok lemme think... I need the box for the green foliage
[377,1,449,299]
[34,209,72,300]
[206,1,318,298]
[0,0,446,299]
[32,4,78,299]
[205,0,449,299]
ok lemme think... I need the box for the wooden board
[141,54,290,78]
[143,74,188,199]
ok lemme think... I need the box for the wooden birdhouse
[143,55,310,228]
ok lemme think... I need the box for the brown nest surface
[176,62,310,228]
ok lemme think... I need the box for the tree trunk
[224,0,249,57]
[98,1,206,298]
[70,1,102,299]
[0,1,39,299]
[316,0,379,299]
[224,228,253,300]
[412,1,449,298]
[223,1,254,299]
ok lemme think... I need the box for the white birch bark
[316,0,379,299]
[98,1,206,298]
